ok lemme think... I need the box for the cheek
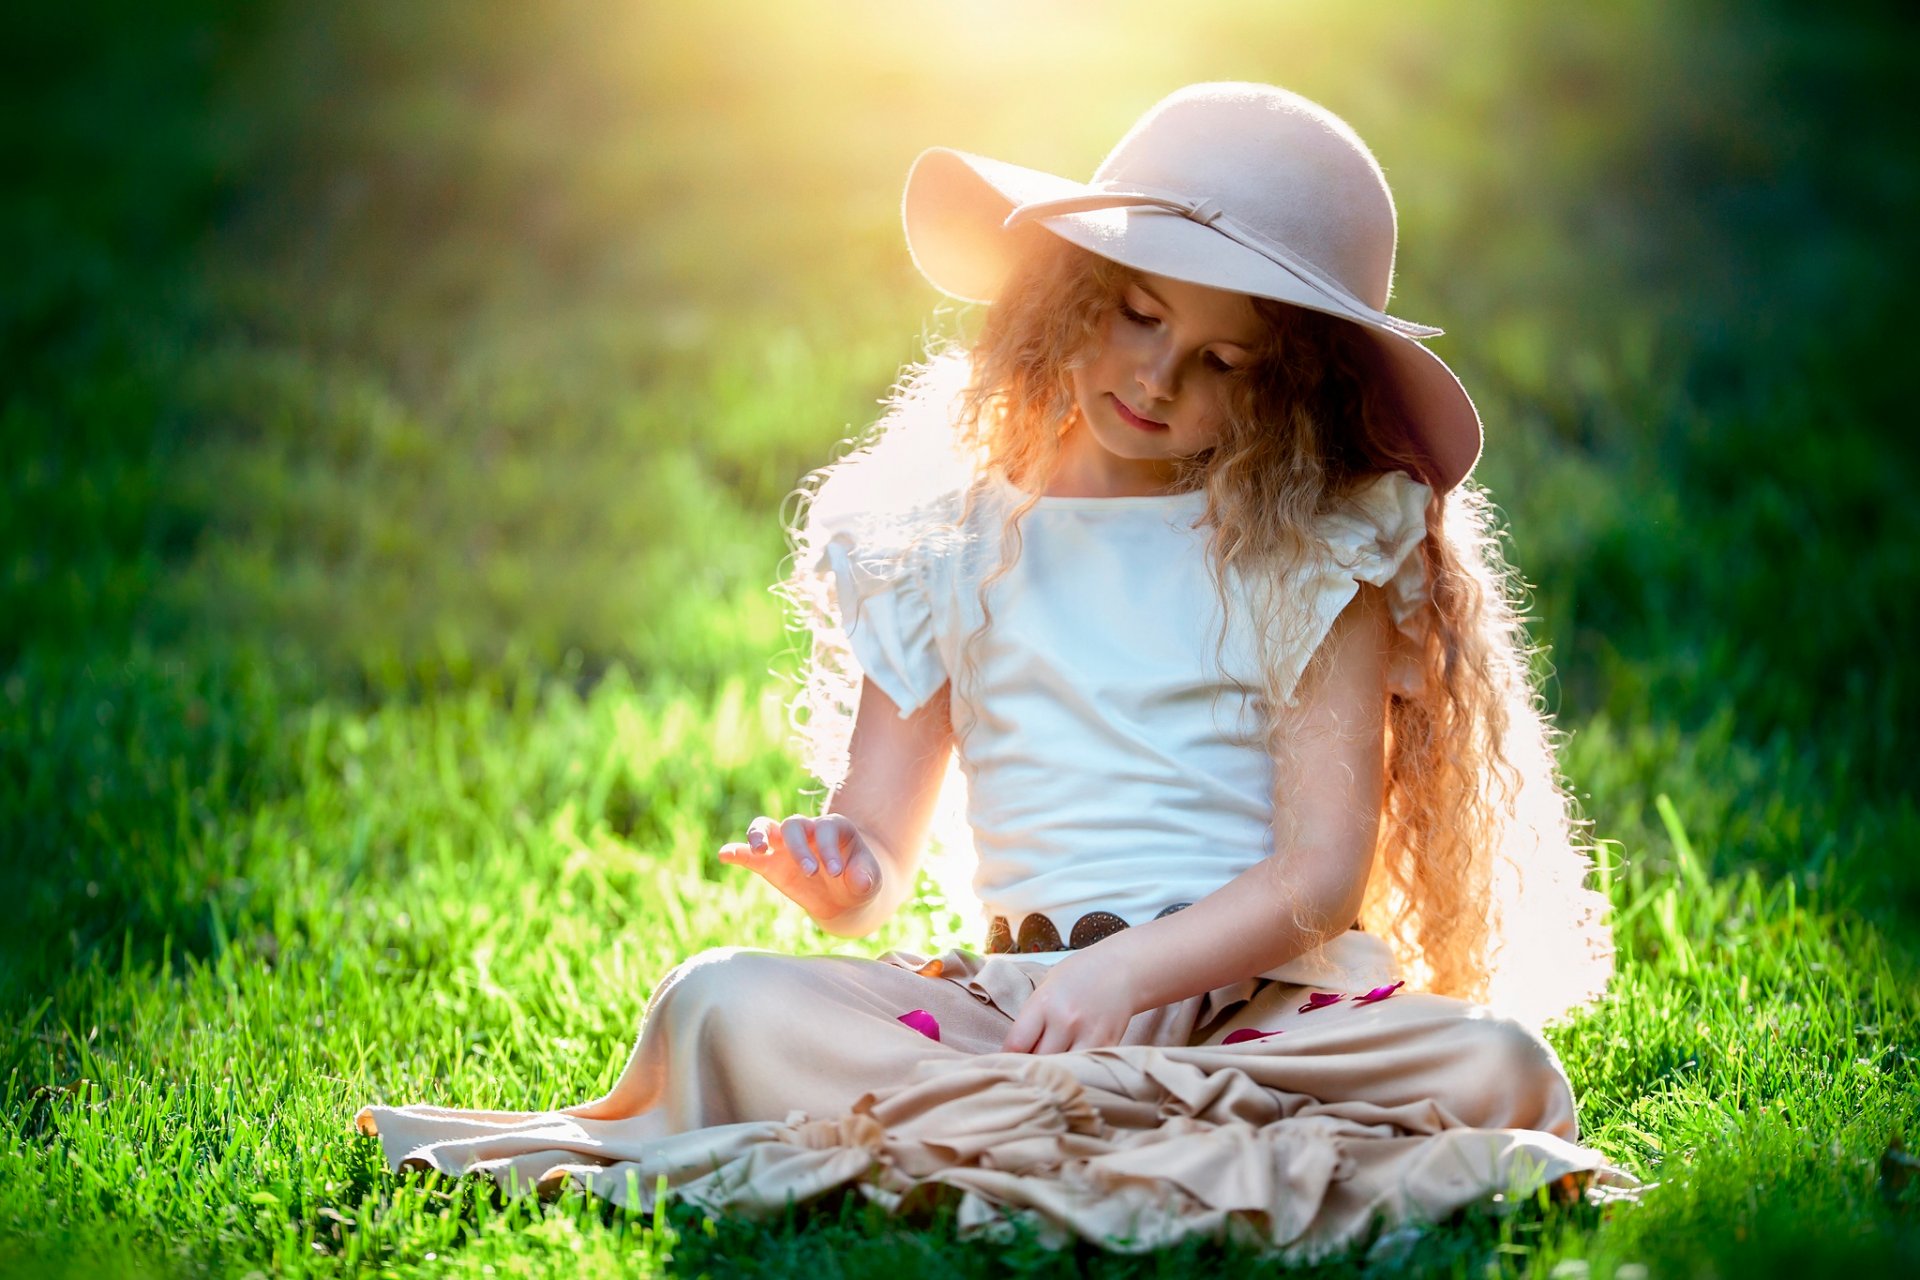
[1067,328,1112,389]
[1184,388,1232,447]
[1066,359,1096,409]
[1070,336,1127,402]
[1104,321,1158,366]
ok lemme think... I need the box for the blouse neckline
[987,470,1210,512]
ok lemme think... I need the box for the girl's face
[1061,270,1264,496]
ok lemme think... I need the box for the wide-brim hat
[901,82,1481,492]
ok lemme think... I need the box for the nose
[1135,340,1178,404]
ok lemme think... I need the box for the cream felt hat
[902,82,1482,491]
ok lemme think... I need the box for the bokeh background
[4,0,1917,1275]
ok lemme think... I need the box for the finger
[1001,1007,1041,1054]
[719,839,794,892]
[727,821,784,872]
[814,816,852,876]
[719,838,778,866]
[1033,1022,1075,1056]
[842,844,882,902]
[778,817,820,876]
[1066,1024,1110,1054]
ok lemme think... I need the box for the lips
[1110,394,1168,431]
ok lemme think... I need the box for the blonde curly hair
[780,235,1613,1027]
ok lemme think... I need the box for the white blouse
[816,469,1431,987]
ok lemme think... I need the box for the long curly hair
[780,234,1613,1027]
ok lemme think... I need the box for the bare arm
[718,675,955,938]
[1004,585,1390,1052]
[814,675,956,935]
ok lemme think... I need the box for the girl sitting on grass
[358,82,1631,1255]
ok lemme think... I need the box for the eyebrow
[1133,279,1262,349]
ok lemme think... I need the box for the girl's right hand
[717,814,884,927]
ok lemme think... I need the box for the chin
[1090,426,1165,460]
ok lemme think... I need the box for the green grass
[4,0,1919,1275]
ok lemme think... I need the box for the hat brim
[902,146,1483,491]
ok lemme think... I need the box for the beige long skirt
[355,945,1636,1257]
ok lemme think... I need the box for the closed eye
[1118,298,1244,372]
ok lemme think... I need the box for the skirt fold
[354,945,1635,1257]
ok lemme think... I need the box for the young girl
[358,82,1631,1255]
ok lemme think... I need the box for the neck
[1045,422,1190,499]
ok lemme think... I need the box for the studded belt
[984,905,1365,955]
[985,903,1193,954]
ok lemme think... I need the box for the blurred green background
[4,0,1918,1275]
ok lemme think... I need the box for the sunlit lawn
[4,0,1918,1275]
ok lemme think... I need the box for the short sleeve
[1287,470,1433,702]
[816,521,949,720]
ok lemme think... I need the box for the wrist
[814,897,877,937]
[1103,904,1269,1011]
[812,871,894,938]
[1084,925,1160,1016]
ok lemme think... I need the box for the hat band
[1003,182,1442,340]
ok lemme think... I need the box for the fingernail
[801,858,818,875]
[747,830,765,851]
[826,860,842,875]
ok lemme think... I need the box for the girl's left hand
[1001,946,1141,1054]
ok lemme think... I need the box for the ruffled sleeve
[1284,470,1433,703]
[814,515,949,720]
